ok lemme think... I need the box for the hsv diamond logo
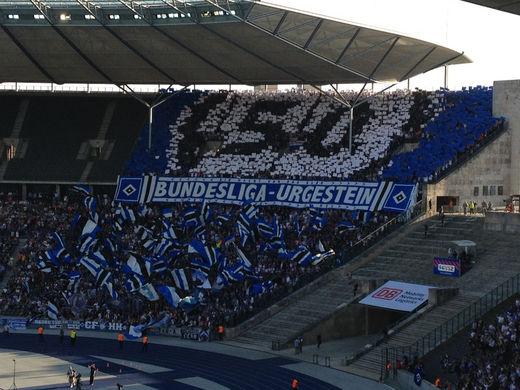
[123,184,137,197]
[115,177,145,203]
[373,287,403,300]
[393,190,406,204]
[382,183,417,212]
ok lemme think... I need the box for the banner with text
[115,176,417,212]
[433,257,461,277]
[359,281,433,312]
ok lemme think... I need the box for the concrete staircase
[345,291,481,380]
[233,273,357,349]
[352,215,483,287]
[10,99,29,138]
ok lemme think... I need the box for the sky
[1,0,517,93]
[266,0,520,91]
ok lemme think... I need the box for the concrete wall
[428,288,458,306]
[426,80,520,212]
[299,302,405,348]
[494,80,520,195]
[484,211,520,232]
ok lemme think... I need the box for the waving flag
[72,184,92,196]
[139,283,160,301]
[215,212,233,226]
[162,208,173,218]
[95,269,112,288]
[157,286,181,308]
[252,281,273,295]
[47,302,59,320]
[172,268,191,291]
[235,246,252,268]
[125,274,145,292]
[291,246,312,267]
[80,218,101,239]
[200,200,212,224]
[79,236,97,253]
[125,324,145,339]
[311,249,335,266]
[183,208,199,226]
[83,196,99,223]
[123,255,152,277]
[255,217,274,237]
[51,232,66,249]
[105,282,118,299]
[179,296,199,313]
[188,239,217,266]
[80,256,101,276]
[337,221,355,233]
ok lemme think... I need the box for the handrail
[380,271,520,380]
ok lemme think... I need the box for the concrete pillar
[493,80,520,196]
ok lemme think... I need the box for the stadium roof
[462,0,520,16]
[0,0,470,85]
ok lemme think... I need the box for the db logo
[438,264,455,272]
[373,287,403,300]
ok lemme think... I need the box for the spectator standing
[316,334,321,349]
[142,335,148,352]
[118,332,124,349]
[70,329,77,347]
[38,326,44,342]
[88,363,98,386]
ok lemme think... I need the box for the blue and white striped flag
[47,302,59,320]
[157,286,181,308]
[139,283,160,301]
[172,268,191,291]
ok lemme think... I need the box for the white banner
[359,281,432,312]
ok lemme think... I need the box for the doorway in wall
[436,196,459,213]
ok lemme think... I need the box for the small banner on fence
[359,280,432,312]
[433,257,461,277]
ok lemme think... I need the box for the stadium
[0,0,518,389]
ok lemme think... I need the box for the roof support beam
[75,0,104,22]
[340,36,398,65]
[0,24,56,83]
[207,1,374,82]
[272,11,288,35]
[309,25,357,50]
[399,47,436,82]
[247,9,284,22]
[278,17,319,35]
[304,19,322,49]
[28,0,54,23]
[335,28,359,64]
[115,0,152,24]
[157,0,247,84]
[352,37,399,106]
[76,0,180,84]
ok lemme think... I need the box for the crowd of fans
[0,191,396,335]
[125,87,504,186]
[126,89,440,180]
[425,297,520,390]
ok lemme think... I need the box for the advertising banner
[115,176,417,212]
[433,257,461,277]
[359,280,432,312]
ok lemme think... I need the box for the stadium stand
[1,94,146,183]
[0,188,394,333]
[125,88,504,183]
[0,86,505,334]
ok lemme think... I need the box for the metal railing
[380,272,520,380]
